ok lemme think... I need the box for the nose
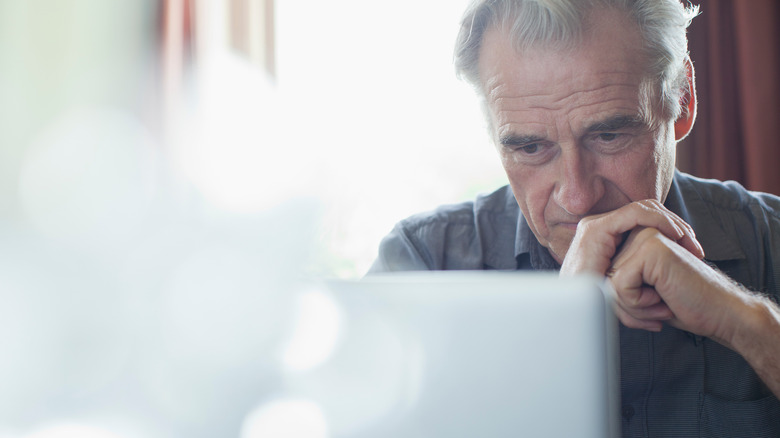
[553,147,605,216]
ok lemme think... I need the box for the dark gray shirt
[370,170,780,437]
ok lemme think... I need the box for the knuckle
[644,229,671,249]
[619,292,643,308]
[575,216,598,235]
[629,227,664,248]
[618,314,644,330]
[632,199,669,219]
[638,198,663,209]
[631,199,652,211]
[637,226,660,240]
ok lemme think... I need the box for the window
[169,0,506,276]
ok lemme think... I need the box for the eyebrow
[585,115,645,133]
[499,115,645,146]
[499,134,546,146]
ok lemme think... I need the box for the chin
[547,243,569,265]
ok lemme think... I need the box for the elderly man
[370,0,780,435]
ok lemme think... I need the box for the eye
[502,142,556,166]
[518,143,540,154]
[597,133,619,142]
[587,131,632,154]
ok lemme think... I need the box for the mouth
[557,222,579,231]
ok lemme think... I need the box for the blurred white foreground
[0,0,504,436]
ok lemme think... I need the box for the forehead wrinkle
[483,74,507,104]
[548,82,640,106]
[491,81,639,109]
[494,97,639,132]
[493,104,560,116]
[494,113,642,150]
[495,111,550,130]
[496,120,557,145]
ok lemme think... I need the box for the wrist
[725,292,780,358]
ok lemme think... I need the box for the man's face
[478,9,677,264]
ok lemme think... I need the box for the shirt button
[622,405,635,420]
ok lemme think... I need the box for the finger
[613,303,664,332]
[616,299,673,321]
[608,251,673,324]
[620,284,664,308]
[583,200,683,242]
[561,227,625,275]
[609,277,673,320]
[608,272,659,304]
[564,205,659,275]
[672,221,705,259]
[641,200,704,259]
[603,200,705,258]
[563,200,700,276]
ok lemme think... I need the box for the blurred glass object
[18,107,158,248]
[282,292,426,436]
[282,288,343,372]
[25,423,128,438]
[240,398,329,438]
[0,0,505,436]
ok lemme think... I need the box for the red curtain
[677,0,780,195]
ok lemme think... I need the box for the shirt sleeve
[367,222,432,273]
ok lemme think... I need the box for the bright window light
[168,0,508,276]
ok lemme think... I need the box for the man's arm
[561,200,780,398]
[368,226,432,273]
[728,288,780,398]
[607,226,780,398]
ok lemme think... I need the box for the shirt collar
[515,214,560,270]
[479,185,531,271]
[510,190,560,271]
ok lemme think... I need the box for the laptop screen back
[284,271,620,438]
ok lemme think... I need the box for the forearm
[609,236,780,398]
[727,292,780,398]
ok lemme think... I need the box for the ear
[674,57,697,141]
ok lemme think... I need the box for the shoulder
[399,185,517,231]
[673,172,780,293]
[675,172,780,220]
[369,185,519,272]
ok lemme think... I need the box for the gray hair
[454,0,699,126]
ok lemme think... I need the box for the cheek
[503,164,553,232]
[636,126,676,199]
[605,140,671,201]
[654,141,677,199]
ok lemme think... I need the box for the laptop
[282,271,620,438]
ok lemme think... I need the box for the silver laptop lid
[283,271,620,438]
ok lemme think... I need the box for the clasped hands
[560,200,742,347]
